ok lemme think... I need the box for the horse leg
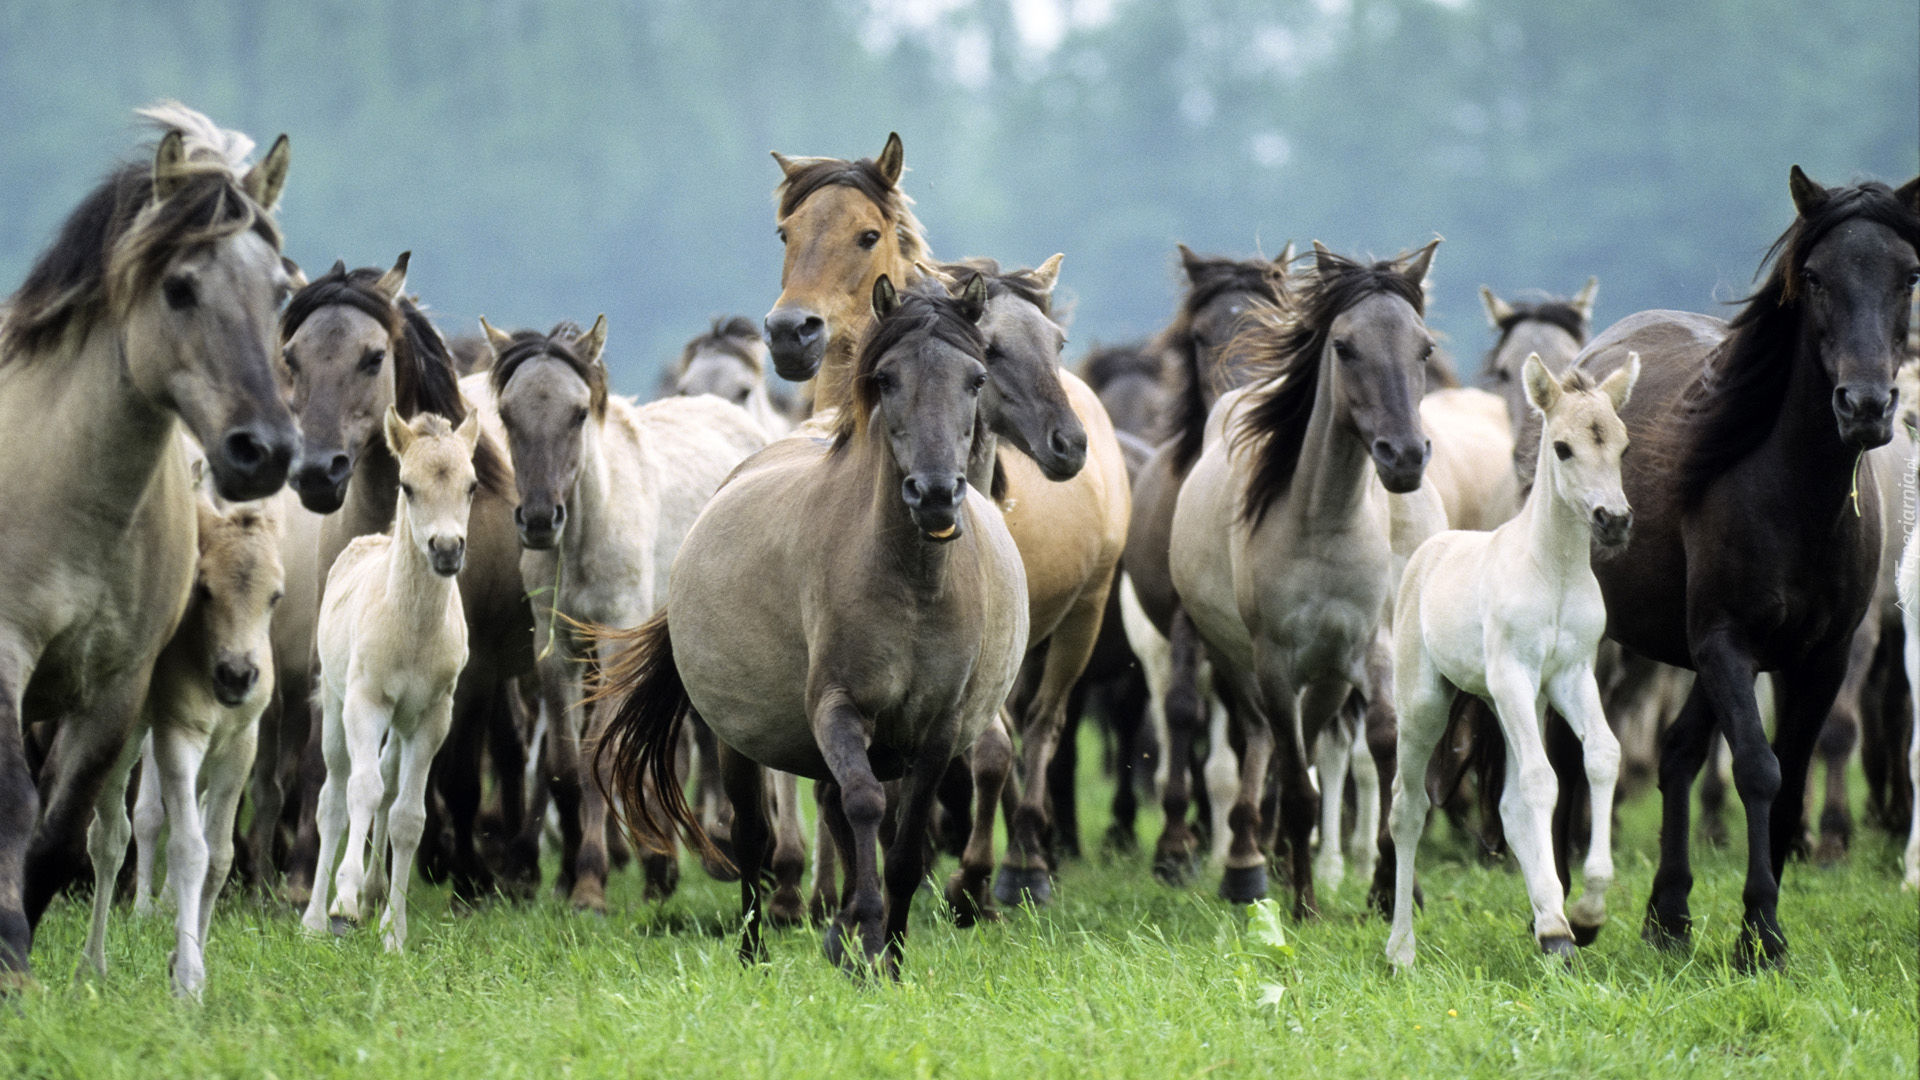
[1219,666,1278,906]
[882,729,959,978]
[502,678,546,897]
[1045,681,1086,863]
[1345,701,1381,890]
[688,712,737,880]
[1385,651,1452,970]
[283,677,328,906]
[1764,651,1852,902]
[244,692,285,895]
[484,679,529,875]
[1277,678,1349,918]
[1153,608,1205,884]
[150,723,214,997]
[809,780,845,925]
[814,689,889,975]
[569,688,620,914]
[131,734,164,916]
[766,769,807,929]
[1642,681,1716,950]
[362,734,403,909]
[1905,617,1920,889]
[1697,732,1731,847]
[300,687,349,935]
[535,648,593,908]
[948,711,1011,927]
[1105,668,1149,854]
[82,732,143,979]
[382,699,451,953]
[1311,708,1354,893]
[1812,615,1873,863]
[26,676,146,934]
[195,724,257,973]
[718,744,771,964]
[1365,628,1405,916]
[431,674,494,902]
[1202,696,1239,868]
[1549,665,1620,947]
[1483,658,1574,958]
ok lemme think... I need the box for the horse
[1386,354,1639,969]
[674,316,795,437]
[476,315,769,913]
[1081,343,1166,443]
[1902,511,1920,889]
[0,104,295,981]
[595,276,1029,977]
[1121,246,1290,883]
[304,410,482,951]
[1578,168,1919,967]
[86,481,284,997]
[1168,240,1441,916]
[276,255,530,903]
[760,138,1125,907]
[1479,279,1597,453]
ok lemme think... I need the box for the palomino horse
[596,277,1029,976]
[0,105,295,979]
[477,316,768,913]
[1122,247,1289,884]
[277,256,530,903]
[89,481,284,997]
[1169,241,1440,915]
[305,410,482,951]
[675,316,794,437]
[1579,169,1919,967]
[1387,354,1638,969]
[762,137,1126,906]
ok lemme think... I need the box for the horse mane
[1679,180,1920,505]
[1479,296,1589,383]
[676,316,764,376]
[831,292,987,451]
[1232,250,1427,525]
[489,321,611,420]
[775,156,929,264]
[1154,253,1287,473]
[1,105,281,362]
[1079,342,1161,393]
[930,258,1055,319]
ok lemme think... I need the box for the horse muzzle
[1834,384,1895,450]
[211,423,297,502]
[211,659,259,707]
[903,473,966,542]
[1036,425,1089,481]
[428,537,467,577]
[514,503,565,551]
[1591,506,1633,556]
[1371,437,1431,495]
[290,451,353,514]
[764,306,827,382]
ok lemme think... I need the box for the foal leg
[815,689,889,974]
[195,723,259,966]
[363,735,402,910]
[381,700,451,953]
[1484,657,1572,958]
[1386,650,1452,971]
[1346,708,1381,890]
[718,745,771,964]
[766,769,808,929]
[131,734,164,916]
[1549,665,1620,947]
[329,689,388,928]
[300,689,350,935]
[149,723,215,997]
[948,711,1011,926]
[82,733,143,979]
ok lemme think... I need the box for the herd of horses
[0,104,1916,994]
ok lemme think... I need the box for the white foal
[1386,353,1639,969]
[87,493,283,997]
[304,409,480,951]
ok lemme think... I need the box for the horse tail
[582,611,729,870]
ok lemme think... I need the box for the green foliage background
[1,0,1914,388]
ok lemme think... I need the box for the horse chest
[1685,494,1878,662]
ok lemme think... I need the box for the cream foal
[1387,352,1639,969]
[303,409,480,951]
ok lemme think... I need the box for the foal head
[191,497,284,707]
[384,409,482,577]
[765,134,927,382]
[675,316,767,407]
[839,274,990,542]
[484,317,609,550]
[1525,351,1640,553]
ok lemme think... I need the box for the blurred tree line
[1,0,1913,389]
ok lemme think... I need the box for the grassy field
[2,734,1915,1079]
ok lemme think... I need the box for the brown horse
[763,137,1128,906]
[596,277,1029,976]
[1121,246,1289,883]
[276,256,531,903]
[0,105,296,979]
[1578,169,1920,967]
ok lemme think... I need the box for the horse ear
[954,272,988,323]
[1599,352,1640,413]
[1522,353,1559,415]
[479,316,513,359]
[383,405,414,457]
[1031,253,1064,296]
[875,132,904,186]
[1275,241,1296,268]
[281,256,308,290]
[152,130,190,202]
[373,251,410,302]
[455,410,482,453]
[1479,286,1514,329]
[1789,165,1830,218]
[327,259,347,280]
[1311,240,1338,276]
[1896,175,1920,214]
[915,260,960,291]
[242,133,291,210]
[872,274,898,320]
[1400,238,1441,289]
[1177,243,1207,283]
[577,314,608,367]
[1571,276,1599,323]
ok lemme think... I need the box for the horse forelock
[1232,250,1427,524]
[830,292,986,451]
[930,258,1056,319]
[489,324,610,421]
[776,157,928,262]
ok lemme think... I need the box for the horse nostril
[550,504,566,529]
[326,453,351,485]
[224,430,269,473]
[902,476,924,505]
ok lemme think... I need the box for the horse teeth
[928,525,957,539]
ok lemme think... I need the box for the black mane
[1156,253,1286,472]
[490,321,609,418]
[832,291,987,450]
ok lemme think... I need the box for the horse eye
[971,372,988,392]
[282,348,301,375]
[163,276,197,310]
[776,227,788,245]
[571,408,589,428]
[857,230,882,250]
[269,591,284,607]
[1907,269,1920,290]
[401,483,415,499]
[359,349,385,375]
[871,370,894,392]
[1802,270,1823,292]
[1553,441,1573,460]
[1332,340,1354,361]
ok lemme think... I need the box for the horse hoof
[1640,906,1691,953]
[992,866,1052,907]
[329,916,358,937]
[1151,853,1192,888]
[642,856,680,902]
[945,872,997,928]
[1812,834,1848,868]
[1540,935,1578,964]
[1101,824,1138,856]
[1218,864,1268,904]
[766,887,806,930]
[1570,920,1604,948]
[1733,930,1788,973]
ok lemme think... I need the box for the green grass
[2,730,1915,1079]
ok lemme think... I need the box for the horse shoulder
[1167,438,1254,670]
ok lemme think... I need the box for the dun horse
[1578,168,1919,966]
[675,316,794,437]
[596,277,1029,976]
[0,104,295,980]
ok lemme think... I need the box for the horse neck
[385,502,457,625]
[38,328,184,528]
[857,421,953,589]
[559,413,616,562]
[812,330,863,417]
[1283,348,1374,524]
[1759,321,1860,520]
[1522,438,1597,584]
